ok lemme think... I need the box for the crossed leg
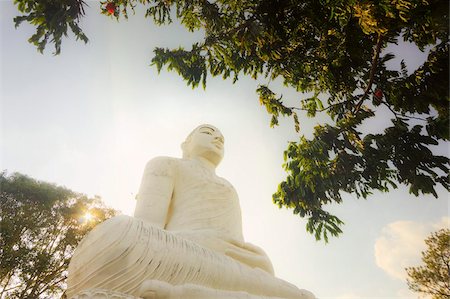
[138,280,301,299]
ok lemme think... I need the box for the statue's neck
[191,156,217,173]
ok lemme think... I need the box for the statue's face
[183,125,225,166]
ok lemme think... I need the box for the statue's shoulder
[216,175,238,192]
[143,156,181,176]
[146,156,180,165]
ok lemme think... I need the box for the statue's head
[182,124,225,167]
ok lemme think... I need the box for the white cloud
[374,217,449,280]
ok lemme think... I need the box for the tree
[406,229,450,299]
[12,0,449,241]
[0,172,118,298]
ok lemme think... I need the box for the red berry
[374,89,383,100]
[106,2,116,15]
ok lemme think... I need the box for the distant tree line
[0,172,117,298]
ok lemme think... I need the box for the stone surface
[66,125,315,299]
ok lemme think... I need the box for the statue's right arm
[134,157,175,228]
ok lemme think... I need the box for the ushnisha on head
[181,124,225,168]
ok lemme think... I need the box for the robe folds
[66,215,306,298]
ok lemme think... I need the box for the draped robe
[66,157,314,299]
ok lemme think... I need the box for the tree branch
[1,283,24,294]
[1,270,14,290]
[36,274,67,297]
[353,34,383,113]
[288,98,355,113]
[382,101,428,121]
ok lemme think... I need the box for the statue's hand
[242,242,268,255]
[225,243,274,275]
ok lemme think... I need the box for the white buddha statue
[66,125,315,299]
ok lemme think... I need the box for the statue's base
[69,280,294,299]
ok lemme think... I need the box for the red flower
[105,2,116,15]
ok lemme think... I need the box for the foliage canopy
[0,172,117,298]
[406,229,450,299]
[12,0,449,241]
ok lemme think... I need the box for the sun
[83,212,94,222]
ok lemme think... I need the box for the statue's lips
[212,141,224,149]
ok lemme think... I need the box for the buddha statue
[66,125,315,299]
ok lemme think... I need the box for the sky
[1,1,449,298]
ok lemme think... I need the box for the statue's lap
[67,215,308,299]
